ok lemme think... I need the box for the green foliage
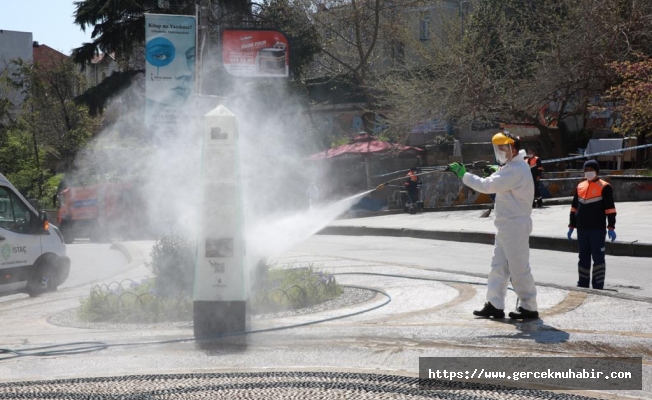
[606,58,652,137]
[0,57,99,205]
[72,0,195,67]
[331,135,352,148]
[256,0,321,79]
[77,278,192,323]
[41,174,64,209]
[376,0,652,160]
[251,266,342,313]
[431,134,454,146]
[0,95,11,132]
[75,70,143,116]
[77,266,343,323]
[463,0,567,82]
[70,1,196,116]
[0,124,49,201]
[147,235,196,298]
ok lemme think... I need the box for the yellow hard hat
[491,132,516,146]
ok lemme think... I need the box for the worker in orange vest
[567,160,617,289]
[525,148,544,208]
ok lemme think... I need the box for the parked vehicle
[0,173,70,297]
[56,181,148,244]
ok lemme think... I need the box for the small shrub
[77,264,343,323]
[147,235,195,297]
[77,278,193,323]
[251,266,342,313]
[432,134,455,146]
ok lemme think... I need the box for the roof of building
[90,53,116,65]
[32,42,67,69]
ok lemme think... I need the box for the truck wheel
[27,263,58,297]
[60,221,75,244]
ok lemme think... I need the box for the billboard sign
[144,14,196,137]
[222,30,289,77]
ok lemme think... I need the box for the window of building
[420,10,431,41]
[420,19,430,41]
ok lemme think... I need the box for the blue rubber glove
[608,229,616,242]
[447,162,466,179]
[567,227,574,240]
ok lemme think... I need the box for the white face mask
[496,150,509,165]
[585,171,596,180]
[493,144,512,165]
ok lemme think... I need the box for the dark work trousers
[577,229,606,289]
[533,179,541,198]
[406,186,418,204]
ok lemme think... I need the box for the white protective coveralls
[462,149,538,311]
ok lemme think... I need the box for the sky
[0,0,93,56]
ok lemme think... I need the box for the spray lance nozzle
[373,160,492,190]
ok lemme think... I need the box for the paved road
[1,240,651,399]
[61,241,130,289]
[0,241,130,304]
[295,235,652,299]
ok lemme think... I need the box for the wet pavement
[0,234,650,399]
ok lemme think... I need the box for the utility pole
[459,0,467,43]
[195,0,212,95]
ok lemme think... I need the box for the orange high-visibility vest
[571,179,616,215]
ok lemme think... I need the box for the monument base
[193,301,249,349]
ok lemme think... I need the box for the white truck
[0,173,70,297]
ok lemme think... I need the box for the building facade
[0,29,33,114]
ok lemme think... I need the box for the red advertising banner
[222,30,289,77]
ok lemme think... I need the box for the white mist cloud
[70,73,369,293]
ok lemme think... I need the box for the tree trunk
[32,130,43,198]
[30,105,43,198]
[537,126,566,171]
[636,132,646,168]
[364,155,372,190]
[354,70,376,110]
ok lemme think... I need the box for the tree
[71,0,196,114]
[72,0,195,67]
[255,0,321,80]
[605,57,652,167]
[6,58,100,190]
[297,0,422,109]
[376,0,652,162]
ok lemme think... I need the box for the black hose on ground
[0,272,526,361]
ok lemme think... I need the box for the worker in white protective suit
[447,132,538,320]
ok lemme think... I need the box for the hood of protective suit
[515,149,527,162]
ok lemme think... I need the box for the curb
[317,226,652,258]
